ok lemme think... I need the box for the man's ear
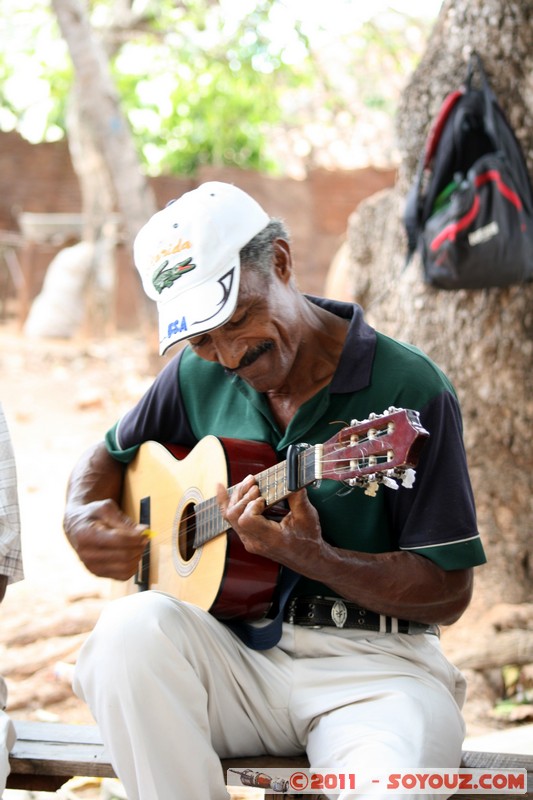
[273,238,293,282]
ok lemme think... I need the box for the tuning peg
[400,468,416,489]
[381,476,399,490]
[364,480,380,497]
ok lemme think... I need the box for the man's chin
[236,357,279,391]
[235,357,270,382]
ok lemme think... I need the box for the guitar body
[120,408,429,622]
[121,437,282,621]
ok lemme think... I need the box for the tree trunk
[341,0,533,618]
[65,86,118,334]
[51,0,157,253]
[23,87,126,340]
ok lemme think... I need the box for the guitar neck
[194,443,321,548]
[192,406,429,550]
[255,441,321,505]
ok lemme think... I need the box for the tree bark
[65,86,118,334]
[51,0,157,253]
[341,0,533,615]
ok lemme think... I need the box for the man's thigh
[290,628,465,800]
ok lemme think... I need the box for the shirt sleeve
[0,405,24,583]
[105,349,197,463]
[385,390,486,570]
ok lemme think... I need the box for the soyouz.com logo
[226,766,527,794]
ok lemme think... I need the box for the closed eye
[189,335,210,349]
[226,311,249,329]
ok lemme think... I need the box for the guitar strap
[224,567,300,650]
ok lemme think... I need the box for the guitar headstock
[320,407,429,495]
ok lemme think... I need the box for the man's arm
[218,478,473,626]
[63,441,149,581]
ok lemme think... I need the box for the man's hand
[64,441,147,581]
[216,475,324,571]
[65,498,149,580]
[216,474,473,626]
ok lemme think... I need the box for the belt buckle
[331,599,348,628]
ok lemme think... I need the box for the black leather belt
[284,596,439,636]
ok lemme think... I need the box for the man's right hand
[63,441,148,580]
[65,498,149,580]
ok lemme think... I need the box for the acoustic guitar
[121,407,428,622]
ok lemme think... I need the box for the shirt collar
[305,295,376,393]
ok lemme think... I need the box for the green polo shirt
[106,298,485,600]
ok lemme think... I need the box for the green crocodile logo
[152,257,196,294]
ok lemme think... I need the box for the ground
[0,320,156,798]
[0,317,524,798]
[1,320,155,728]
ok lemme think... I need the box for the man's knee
[74,592,199,691]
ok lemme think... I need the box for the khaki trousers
[74,590,467,800]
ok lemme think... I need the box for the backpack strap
[403,88,464,265]
[466,51,500,150]
[423,90,464,168]
[404,55,499,267]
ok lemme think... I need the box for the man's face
[188,259,299,394]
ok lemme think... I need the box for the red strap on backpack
[423,90,464,168]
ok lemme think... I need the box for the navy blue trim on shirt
[115,348,197,452]
[304,297,377,393]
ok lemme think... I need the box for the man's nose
[211,333,247,371]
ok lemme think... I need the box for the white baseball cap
[133,181,270,354]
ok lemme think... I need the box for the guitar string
[130,443,394,550]
[140,448,371,544]
[134,453,302,549]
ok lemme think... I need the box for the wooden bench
[7,721,114,792]
[8,720,533,798]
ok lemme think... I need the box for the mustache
[224,341,274,375]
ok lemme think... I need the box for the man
[64,182,486,800]
[0,404,24,794]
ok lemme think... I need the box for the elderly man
[64,182,486,800]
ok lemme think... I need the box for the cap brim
[157,258,240,355]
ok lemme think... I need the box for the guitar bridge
[135,495,151,592]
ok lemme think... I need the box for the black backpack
[404,52,533,290]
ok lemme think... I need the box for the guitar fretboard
[193,444,320,548]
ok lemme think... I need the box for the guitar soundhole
[177,501,196,562]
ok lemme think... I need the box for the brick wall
[0,131,396,329]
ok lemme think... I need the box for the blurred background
[1,1,532,797]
